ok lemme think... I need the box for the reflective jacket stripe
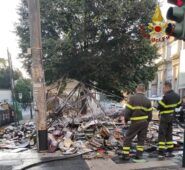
[159,142,165,145]
[130,116,148,121]
[166,141,173,145]
[126,104,152,112]
[160,110,174,114]
[159,100,181,108]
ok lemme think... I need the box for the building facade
[0,89,12,103]
[148,40,185,98]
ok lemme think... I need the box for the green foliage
[14,79,32,104]
[0,58,22,89]
[0,58,7,67]
[16,0,158,98]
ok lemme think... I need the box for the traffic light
[166,0,185,40]
[168,0,184,6]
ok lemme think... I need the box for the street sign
[18,93,22,100]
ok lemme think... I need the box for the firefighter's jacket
[158,90,181,116]
[125,93,152,122]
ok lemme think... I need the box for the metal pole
[7,49,18,126]
[27,0,48,152]
[30,103,33,119]
[30,91,33,119]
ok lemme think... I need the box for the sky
[0,0,170,78]
[0,0,24,73]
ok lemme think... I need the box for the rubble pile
[0,116,124,157]
[0,115,184,158]
[0,122,36,151]
[0,83,184,159]
[47,114,125,158]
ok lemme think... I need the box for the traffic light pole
[28,0,48,152]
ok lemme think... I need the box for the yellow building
[148,40,185,98]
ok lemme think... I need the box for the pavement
[0,149,185,170]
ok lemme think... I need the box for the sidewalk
[0,150,185,170]
[86,158,184,170]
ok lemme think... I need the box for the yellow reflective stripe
[136,145,144,148]
[159,142,165,145]
[126,104,152,112]
[136,146,144,151]
[123,147,130,150]
[159,100,181,108]
[130,116,148,121]
[166,141,173,145]
[137,148,144,151]
[160,110,174,114]
[159,101,168,108]
[166,145,174,149]
[123,151,129,154]
[178,100,182,105]
[126,104,133,109]
[159,146,166,149]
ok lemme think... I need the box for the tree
[16,0,158,98]
[14,79,32,104]
[0,58,22,89]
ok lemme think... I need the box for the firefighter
[157,81,181,159]
[122,84,152,160]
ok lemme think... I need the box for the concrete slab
[0,165,12,170]
[86,158,182,170]
[0,160,22,166]
[86,159,123,170]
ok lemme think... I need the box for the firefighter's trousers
[158,115,174,155]
[123,120,148,156]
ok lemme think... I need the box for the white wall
[179,49,185,89]
[0,90,12,103]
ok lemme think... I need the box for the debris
[64,138,73,148]
[0,121,36,150]
[0,82,184,161]
[100,127,110,139]
[48,133,58,153]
